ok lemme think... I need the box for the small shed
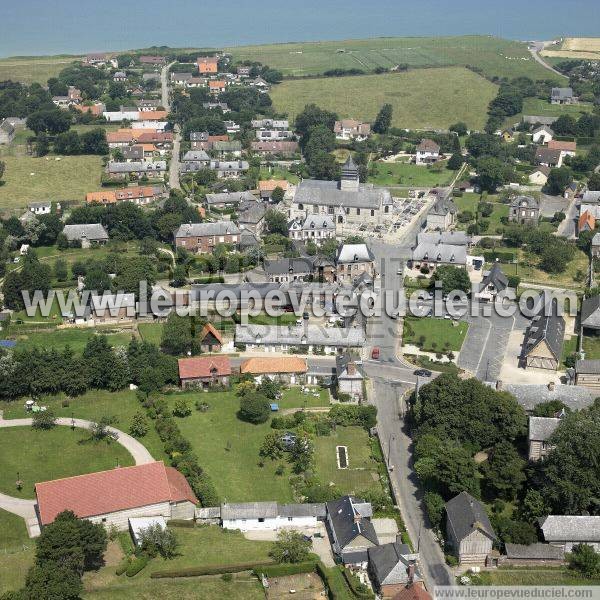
[128,516,167,546]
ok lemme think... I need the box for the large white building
[221,502,325,531]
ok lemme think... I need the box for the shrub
[238,392,271,424]
[445,554,459,567]
[173,398,192,417]
[126,554,150,577]
[221,572,233,582]
[151,560,273,578]
[32,409,56,430]
[256,561,317,577]
[115,558,130,576]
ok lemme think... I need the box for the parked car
[371,347,380,360]
[414,368,432,377]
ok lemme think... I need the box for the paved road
[528,42,569,78]
[169,125,182,190]
[161,63,174,111]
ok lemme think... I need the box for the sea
[1,0,599,57]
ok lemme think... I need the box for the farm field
[403,316,468,353]
[227,35,559,81]
[0,55,81,84]
[0,426,134,499]
[521,97,594,118]
[0,153,103,213]
[542,38,600,61]
[369,160,455,187]
[270,68,497,130]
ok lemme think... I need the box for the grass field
[0,153,103,212]
[138,322,164,346]
[369,160,455,187]
[227,35,559,81]
[0,55,81,84]
[270,68,497,130]
[522,97,594,118]
[314,426,381,494]
[476,567,600,586]
[0,389,168,463]
[403,316,468,353]
[0,426,134,498]
[7,327,133,353]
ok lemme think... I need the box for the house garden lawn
[560,335,578,369]
[167,390,295,503]
[517,247,589,290]
[0,55,81,84]
[258,166,300,184]
[5,326,133,353]
[0,426,134,499]
[0,508,30,551]
[313,426,382,495]
[402,316,468,353]
[521,97,594,119]
[369,160,455,188]
[227,35,559,81]
[138,322,164,346]
[454,192,480,213]
[276,387,330,409]
[0,510,34,595]
[247,312,298,326]
[270,68,497,131]
[0,389,168,463]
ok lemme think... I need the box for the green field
[522,97,594,118]
[7,327,133,353]
[276,387,330,409]
[369,160,455,187]
[476,567,600,586]
[0,389,168,463]
[403,316,468,353]
[0,426,134,498]
[0,152,103,213]
[0,55,81,84]
[138,322,164,346]
[227,35,559,81]
[271,68,497,130]
[0,509,34,597]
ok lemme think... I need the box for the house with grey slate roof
[235,324,366,354]
[368,541,422,597]
[504,543,564,565]
[580,296,600,331]
[426,191,457,231]
[326,495,378,566]
[445,491,496,565]
[528,416,561,461]
[521,298,565,370]
[539,516,600,552]
[336,353,364,402]
[293,156,392,226]
[288,214,336,245]
[236,200,267,235]
[417,231,472,246]
[551,87,575,105]
[62,224,108,248]
[476,262,509,301]
[574,358,600,391]
[173,221,240,253]
[264,257,315,283]
[220,501,325,531]
[206,190,255,209]
[336,243,376,283]
[509,196,540,225]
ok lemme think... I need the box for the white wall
[222,515,317,531]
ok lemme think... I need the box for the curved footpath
[0,415,154,536]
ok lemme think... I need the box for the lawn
[270,68,497,131]
[227,35,558,81]
[0,509,34,596]
[454,192,480,213]
[369,160,455,188]
[247,312,299,326]
[0,152,103,213]
[258,166,300,184]
[0,389,168,463]
[521,97,593,119]
[561,335,578,369]
[276,386,330,409]
[403,316,468,353]
[170,391,295,503]
[7,327,133,353]
[476,567,600,586]
[138,322,164,346]
[313,426,382,495]
[0,426,135,499]
[0,55,81,84]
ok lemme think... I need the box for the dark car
[414,368,432,377]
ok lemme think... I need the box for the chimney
[347,362,357,376]
[496,380,503,390]
[548,381,555,391]
[407,561,416,585]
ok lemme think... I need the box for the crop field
[541,38,600,61]
[271,68,497,130]
[0,55,81,84]
[227,35,562,81]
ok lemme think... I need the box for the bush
[32,409,56,430]
[255,561,317,577]
[329,404,377,429]
[172,398,192,418]
[343,567,375,599]
[151,560,274,578]
[126,554,150,577]
[316,563,353,600]
[445,554,458,567]
[238,393,271,424]
[115,558,130,576]
[221,572,233,582]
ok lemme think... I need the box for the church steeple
[340,155,359,191]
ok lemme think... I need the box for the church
[291,156,393,226]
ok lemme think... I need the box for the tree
[264,209,288,236]
[259,432,284,460]
[447,153,464,170]
[373,103,393,134]
[161,313,192,355]
[270,186,285,204]
[481,441,526,500]
[24,563,83,600]
[518,489,549,524]
[568,544,600,578]
[32,409,56,430]
[434,265,471,294]
[137,524,179,559]
[238,392,271,424]
[53,259,68,282]
[553,114,578,136]
[294,104,337,139]
[289,433,314,474]
[450,122,468,136]
[539,244,571,273]
[26,109,71,136]
[54,131,81,155]
[80,128,109,155]
[0,160,5,182]
[269,530,312,563]
[424,491,445,530]
[545,166,573,195]
[129,412,149,437]
[476,156,514,192]
[89,416,118,442]
[308,150,340,180]
[588,172,600,191]
[257,377,281,400]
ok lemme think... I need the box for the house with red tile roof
[178,356,231,388]
[197,56,219,74]
[35,462,197,530]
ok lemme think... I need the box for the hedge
[342,567,375,599]
[126,555,150,577]
[482,251,515,262]
[255,561,317,578]
[192,275,225,284]
[316,562,354,600]
[115,558,130,576]
[151,560,274,578]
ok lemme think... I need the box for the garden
[402,316,468,354]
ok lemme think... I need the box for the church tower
[340,155,360,191]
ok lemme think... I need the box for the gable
[345,534,377,549]
[529,339,555,359]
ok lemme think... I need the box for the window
[371,210,375,217]
[288,517,293,521]
[258,517,265,523]
[101,517,107,523]
[356,208,361,215]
